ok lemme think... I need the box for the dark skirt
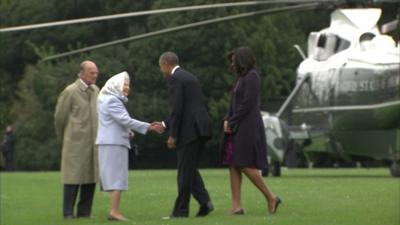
[222,134,234,166]
[221,134,267,169]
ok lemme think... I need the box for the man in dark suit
[2,125,15,171]
[159,51,213,219]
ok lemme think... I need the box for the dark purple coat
[223,69,267,169]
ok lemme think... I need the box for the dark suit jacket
[2,132,15,153]
[165,67,212,146]
[223,69,267,169]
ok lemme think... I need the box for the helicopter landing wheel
[261,161,281,177]
[389,161,400,177]
[261,166,269,177]
[272,161,281,177]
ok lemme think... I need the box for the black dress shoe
[271,197,282,214]
[196,202,214,217]
[230,209,245,215]
[162,214,187,220]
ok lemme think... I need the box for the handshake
[148,121,165,134]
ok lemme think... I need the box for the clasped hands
[147,121,176,149]
[148,121,164,134]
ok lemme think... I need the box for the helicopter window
[334,37,350,53]
[317,34,327,48]
[359,32,376,42]
[314,33,350,61]
[359,32,376,50]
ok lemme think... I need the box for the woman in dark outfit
[222,47,281,215]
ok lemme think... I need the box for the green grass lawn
[1,168,399,225]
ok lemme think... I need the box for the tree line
[3,0,394,170]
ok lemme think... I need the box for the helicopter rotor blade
[0,0,330,33]
[42,3,319,61]
[1,0,397,33]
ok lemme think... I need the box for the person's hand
[224,120,232,134]
[152,121,164,128]
[167,136,176,149]
[149,122,164,134]
[128,131,135,139]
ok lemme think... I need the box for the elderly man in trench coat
[54,60,99,219]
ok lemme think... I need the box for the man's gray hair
[78,60,93,77]
[159,51,179,65]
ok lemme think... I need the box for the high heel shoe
[230,208,245,215]
[271,197,282,214]
[108,214,129,221]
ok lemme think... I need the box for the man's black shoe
[162,214,187,220]
[196,202,214,217]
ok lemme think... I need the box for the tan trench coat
[54,79,99,184]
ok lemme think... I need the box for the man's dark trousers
[63,183,96,217]
[172,139,211,217]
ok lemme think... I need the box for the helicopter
[263,4,400,177]
[1,0,399,176]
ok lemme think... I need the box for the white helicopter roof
[329,8,381,41]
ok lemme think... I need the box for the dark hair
[159,51,179,65]
[228,47,256,76]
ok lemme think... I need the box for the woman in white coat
[96,71,163,221]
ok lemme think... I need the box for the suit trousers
[63,183,96,217]
[172,139,211,217]
[2,151,14,171]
